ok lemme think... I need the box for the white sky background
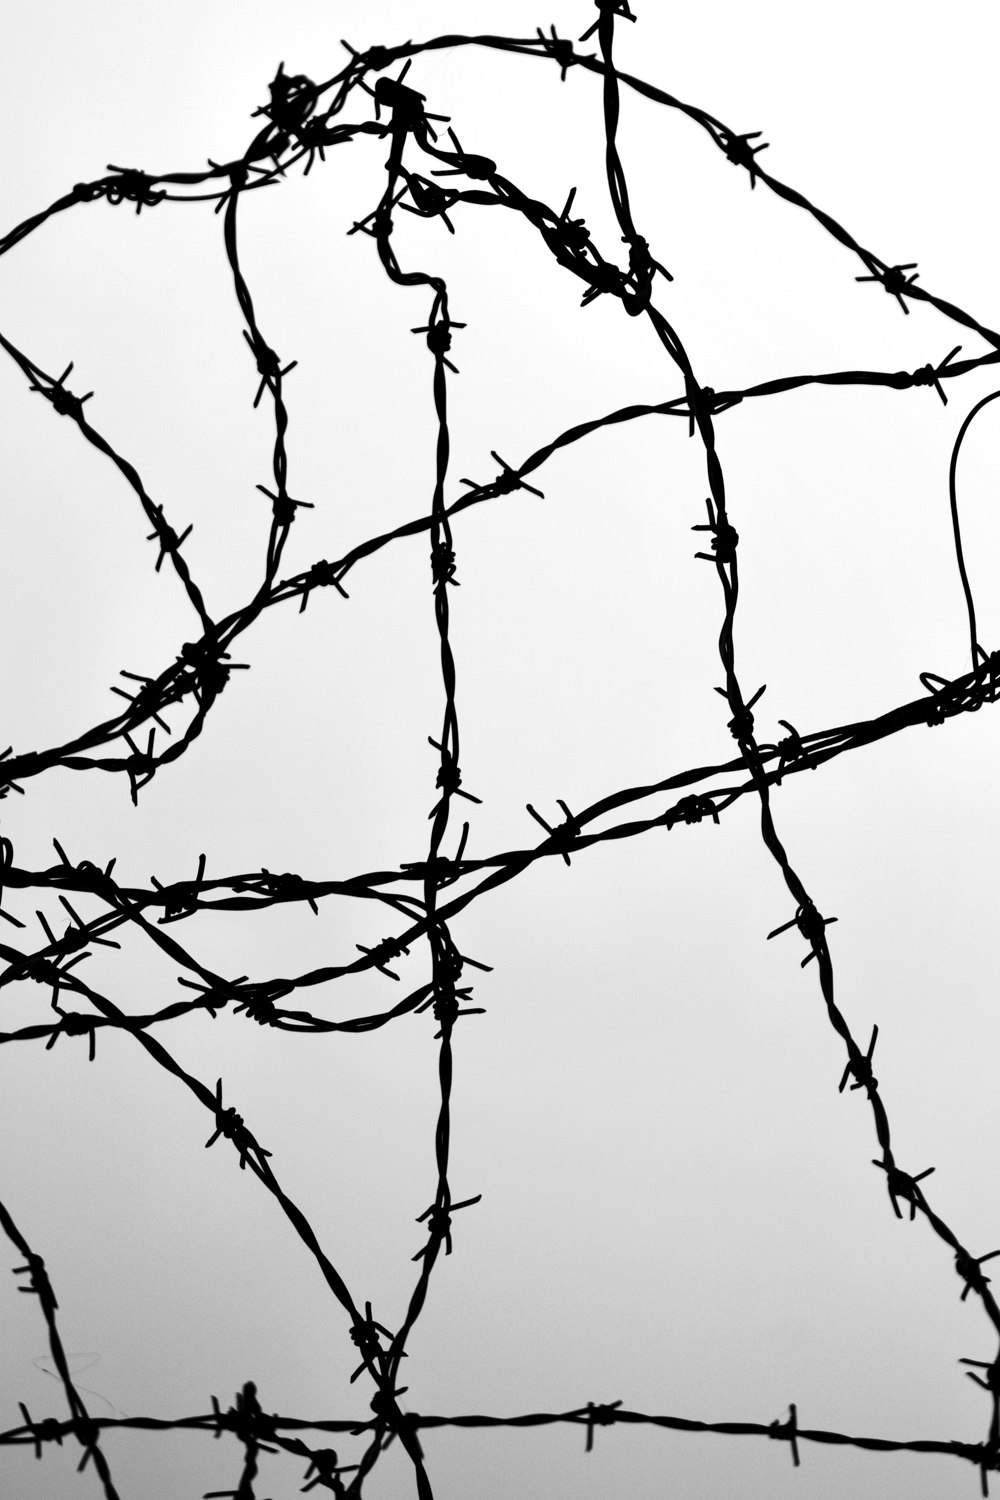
[1,2,999,1496]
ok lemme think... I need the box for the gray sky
[1,3,1000,1496]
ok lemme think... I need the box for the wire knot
[551,187,591,259]
[715,682,765,742]
[369,1386,409,1421]
[360,45,394,72]
[401,172,460,232]
[231,982,289,1026]
[374,74,429,135]
[536,26,577,81]
[921,651,1000,726]
[580,258,627,308]
[256,869,319,915]
[411,315,466,373]
[418,979,487,1033]
[253,62,317,136]
[792,898,831,948]
[46,1009,98,1063]
[436,128,496,181]
[152,853,207,923]
[204,1078,273,1170]
[17,1402,64,1460]
[855,261,919,314]
[146,504,194,573]
[768,1404,800,1467]
[349,1301,398,1382]
[301,1447,357,1494]
[243,333,298,408]
[692,494,738,562]
[356,935,409,980]
[54,1010,93,1036]
[0,746,25,801]
[103,165,166,212]
[435,757,463,795]
[838,1024,878,1094]
[955,1248,1000,1303]
[583,1399,623,1452]
[719,128,769,187]
[768,720,813,781]
[872,1159,935,1220]
[432,543,458,586]
[413,1193,482,1259]
[526,799,580,866]
[460,452,544,501]
[668,794,720,827]
[969,1438,1000,1495]
[766,897,837,966]
[299,558,349,610]
[177,638,247,701]
[960,1357,1000,1396]
[210,1383,279,1453]
[622,235,661,308]
[121,729,160,798]
[256,482,312,526]
[908,344,961,404]
[13,1253,58,1315]
[491,456,526,495]
[29,362,93,420]
[21,953,63,989]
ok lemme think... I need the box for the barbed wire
[0,3,998,1494]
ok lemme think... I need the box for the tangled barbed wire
[1,3,999,1494]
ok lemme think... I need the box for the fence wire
[0,4,998,1495]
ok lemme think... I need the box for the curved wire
[949,388,1000,668]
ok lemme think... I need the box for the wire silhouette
[1,4,999,1494]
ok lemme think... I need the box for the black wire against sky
[0,4,999,1496]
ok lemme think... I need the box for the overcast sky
[1,3,1000,1497]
